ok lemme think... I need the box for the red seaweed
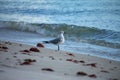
[85,63,97,68]
[20,49,30,53]
[37,43,44,48]
[66,53,75,57]
[29,47,40,52]
[20,59,36,65]
[66,59,83,64]
[88,74,97,78]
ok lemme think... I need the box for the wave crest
[0,21,120,49]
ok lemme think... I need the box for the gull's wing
[49,37,61,44]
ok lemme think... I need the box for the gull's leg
[58,45,60,51]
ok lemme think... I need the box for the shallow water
[0,21,120,49]
[0,27,120,61]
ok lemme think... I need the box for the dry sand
[0,41,120,80]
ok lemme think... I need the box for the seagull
[43,31,65,51]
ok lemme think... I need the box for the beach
[0,41,120,80]
[0,0,120,79]
[0,0,120,61]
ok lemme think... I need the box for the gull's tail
[43,41,50,43]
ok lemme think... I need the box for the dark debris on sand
[29,47,40,52]
[1,46,8,49]
[108,78,118,80]
[66,53,75,57]
[66,59,79,63]
[41,68,54,72]
[76,71,87,76]
[49,56,55,60]
[79,60,85,63]
[88,74,97,78]
[20,47,40,53]
[100,70,109,73]
[0,45,8,49]
[76,71,97,78]
[84,63,97,68]
[66,59,85,64]
[37,43,44,48]
[5,41,12,45]
[0,46,8,52]
[20,49,30,53]
[20,59,36,65]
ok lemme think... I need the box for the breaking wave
[0,21,120,49]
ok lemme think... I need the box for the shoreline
[0,41,120,80]
[1,39,120,62]
[0,22,120,61]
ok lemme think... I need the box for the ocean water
[0,0,120,31]
[0,0,120,61]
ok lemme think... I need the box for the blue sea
[0,0,120,61]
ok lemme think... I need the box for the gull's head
[60,31,64,34]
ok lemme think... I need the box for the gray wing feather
[49,37,61,44]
